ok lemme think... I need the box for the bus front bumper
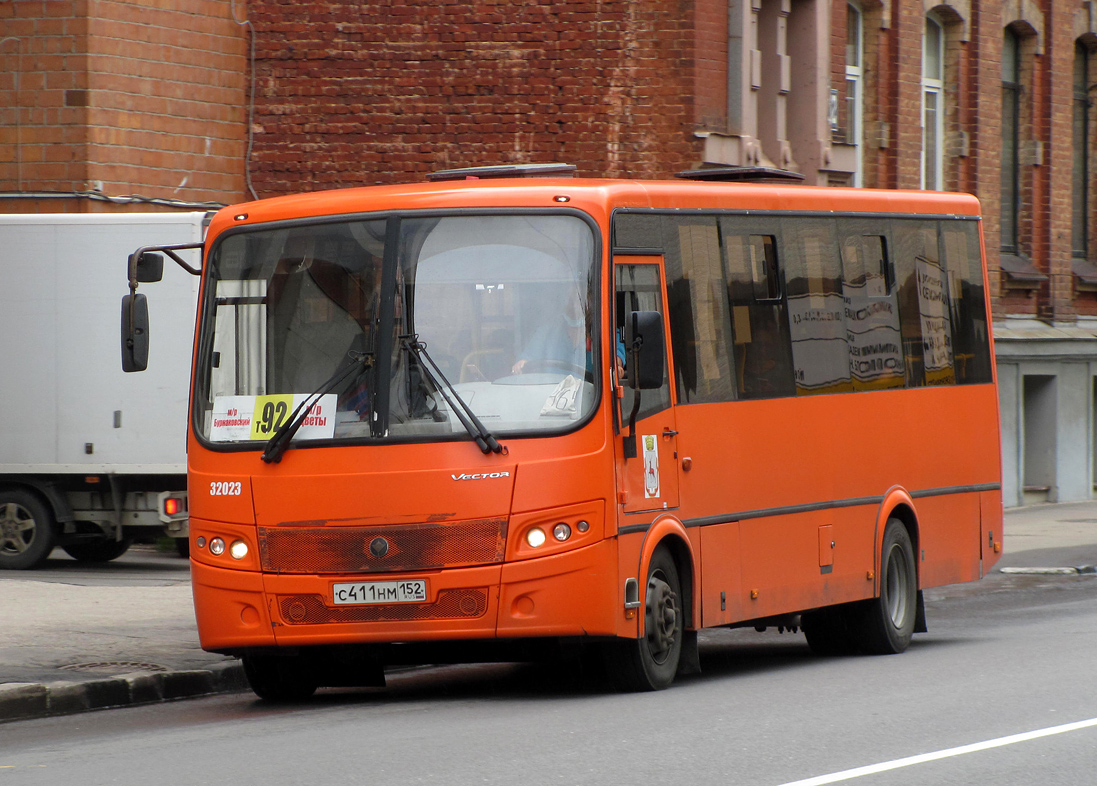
[191,539,618,653]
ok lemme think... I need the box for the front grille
[258,517,507,574]
[277,589,489,624]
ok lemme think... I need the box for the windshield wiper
[401,335,505,455]
[261,350,374,464]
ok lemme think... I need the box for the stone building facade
[4,0,1097,506]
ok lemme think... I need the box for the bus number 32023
[210,481,242,496]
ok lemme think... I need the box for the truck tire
[0,490,58,570]
[63,537,133,563]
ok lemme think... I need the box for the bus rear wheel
[242,654,318,702]
[801,606,856,656]
[850,519,917,654]
[607,546,683,691]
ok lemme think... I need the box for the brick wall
[1046,0,1074,319]
[0,0,247,210]
[246,0,705,196]
[0,0,90,193]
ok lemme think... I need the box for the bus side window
[719,217,796,400]
[941,221,993,385]
[783,218,851,395]
[660,216,736,404]
[892,220,956,387]
[839,226,905,391]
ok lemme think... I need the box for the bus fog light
[526,528,547,548]
[209,537,226,556]
[553,523,572,542]
[576,520,590,533]
[229,540,249,560]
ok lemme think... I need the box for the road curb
[999,565,1097,575]
[0,662,247,724]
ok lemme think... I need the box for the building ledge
[999,253,1048,288]
[1073,258,1097,291]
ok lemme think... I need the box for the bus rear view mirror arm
[122,242,203,372]
[621,310,663,459]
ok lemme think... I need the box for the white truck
[0,212,205,569]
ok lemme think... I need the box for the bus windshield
[196,212,599,447]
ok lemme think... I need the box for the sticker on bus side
[643,434,660,499]
[209,394,337,442]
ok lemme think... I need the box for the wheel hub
[0,503,34,554]
[645,573,679,664]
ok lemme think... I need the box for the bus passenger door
[614,258,679,514]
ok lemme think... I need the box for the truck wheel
[606,545,683,691]
[0,490,57,570]
[175,537,190,558]
[63,537,133,563]
[242,654,318,702]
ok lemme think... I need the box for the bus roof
[209,178,982,238]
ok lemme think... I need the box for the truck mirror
[121,293,150,372]
[624,310,664,390]
[131,251,164,283]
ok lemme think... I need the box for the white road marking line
[774,717,1097,786]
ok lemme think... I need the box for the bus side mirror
[121,293,150,372]
[130,251,164,283]
[625,310,664,390]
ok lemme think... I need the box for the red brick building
[0,0,247,211]
[4,0,1097,506]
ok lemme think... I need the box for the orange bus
[122,164,1002,699]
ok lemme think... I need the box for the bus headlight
[209,537,226,556]
[552,523,572,542]
[229,540,249,560]
[526,527,547,548]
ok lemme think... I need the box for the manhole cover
[59,661,169,673]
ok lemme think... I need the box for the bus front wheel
[607,545,683,691]
[242,654,318,702]
[851,518,917,654]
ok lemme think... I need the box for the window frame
[922,14,946,191]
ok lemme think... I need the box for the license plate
[332,580,427,606]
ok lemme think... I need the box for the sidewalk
[3,499,1097,722]
[0,546,245,722]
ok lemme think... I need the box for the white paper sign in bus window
[643,434,660,499]
[209,394,337,442]
[914,256,954,382]
[843,279,903,384]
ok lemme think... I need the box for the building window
[922,15,945,191]
[846,2,864,186]
[1001,29,1021,254]
[1074,41,1091,259]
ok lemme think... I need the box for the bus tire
[801,606,855,656]
[0,489,57,570]
[608,545,683,691]
[242,654,318,702]
[851,519,917,654]
[63,537,132,563]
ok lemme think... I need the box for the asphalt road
[2,565,1095,785]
